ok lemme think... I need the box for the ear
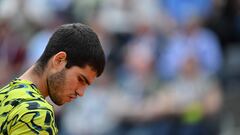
[51,51,67,70]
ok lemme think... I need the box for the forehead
[67,65,97,83]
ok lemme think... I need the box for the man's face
[47,65,97,105]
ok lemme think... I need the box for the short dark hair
[36,23,105,77]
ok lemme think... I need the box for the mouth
[67,95,77,102]
[70,95,77,99]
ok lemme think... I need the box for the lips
[69,95,77,99]
[66,95,77,102]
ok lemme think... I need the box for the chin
[50,98,64,106]
[55,102,64,106]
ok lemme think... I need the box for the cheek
[63,78,79,93]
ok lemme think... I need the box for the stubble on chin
[47,69,66,105]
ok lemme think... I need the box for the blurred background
[0,0,240,135]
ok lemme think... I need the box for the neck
[19,65,49,97]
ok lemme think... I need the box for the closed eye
[78,75,90,85]
[78,76,86,85]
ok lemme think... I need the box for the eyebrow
[79,74,90,85]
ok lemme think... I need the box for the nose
[75,87,86,97]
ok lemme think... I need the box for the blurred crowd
[1,0,240,135]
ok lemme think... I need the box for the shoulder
[8,100,58,135]
[8,94,55,121]
[4,82,54,114]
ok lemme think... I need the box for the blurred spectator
[105,26,161,135]
[162,0,214,27]
[157,15,222,80]
[128,56,223,135]
[0,21,26,86]
[116,22,159,97]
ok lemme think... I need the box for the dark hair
[36,23,105,77]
